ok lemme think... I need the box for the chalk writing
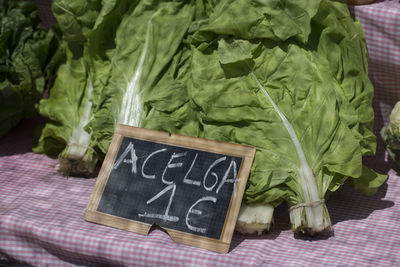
[142,148,167,179]
[97,137,243,239]
[216,159,238,195]
[113,142,138,174]
[138,184,179,222]
[186,196,217,233]
[203,157,227,191]
[162,152,187,185]
[182,153,201,186]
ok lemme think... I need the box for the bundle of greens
[88,0,195,157]
[0,0,62,137]
[143,0,387,235]
[34,0,386,235]
[34,0,195,176]
[381,101,400,165]
[34,0,132,176]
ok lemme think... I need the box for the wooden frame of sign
[84,125,255,253]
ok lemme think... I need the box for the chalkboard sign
[84,125,255,253]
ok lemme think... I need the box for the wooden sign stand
[84,125,255,253]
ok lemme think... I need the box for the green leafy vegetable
[33,0,387,235]
[34,0,133,176]
[34,0,195,176]
[142,0,386,235]
[381,101,400,165]
[88,0,195,155]
[0,0,62,137]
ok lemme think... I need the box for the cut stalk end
[289,201,333,235]
[58,145,98,177]
[235,202,274,235]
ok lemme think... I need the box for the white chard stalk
[235,203,274,235]
[67,79,94,159]
[60,79,97,176]
[251,72,332,234]
[119,11,159,127]
[389,101,400,135]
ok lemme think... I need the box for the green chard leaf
[146,0,385,234]
[33,0,386,235]
[89,0,195,155]
[0,0,61,137]
[34,0,134,176]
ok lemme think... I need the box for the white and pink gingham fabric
[1,2,400,266]
[351,1,400,130]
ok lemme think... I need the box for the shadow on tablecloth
[0,117,47,157]
[231,135,396,249]
[2,63,397,251]
[231,178,394,251]
[2,115,396,252]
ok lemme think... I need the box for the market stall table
[1,2,400,266]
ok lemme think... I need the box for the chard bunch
[144,0,387,235]
[381,101,400,164]
[34,0,195,176]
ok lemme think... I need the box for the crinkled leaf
[90,0,195,154]
[0,0,61,137]
[51,0,101,46]
[380,125,400,165]
[35,0,132,175]
[312,0,376,156]
[189,41,362,209]
[34,53,89,156]
[349,166,387,196]
[191,0,321,45]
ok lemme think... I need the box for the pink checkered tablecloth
[1,2,400,267]
[350,1,400,129]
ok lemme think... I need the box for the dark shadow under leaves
[0,116,46,157]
